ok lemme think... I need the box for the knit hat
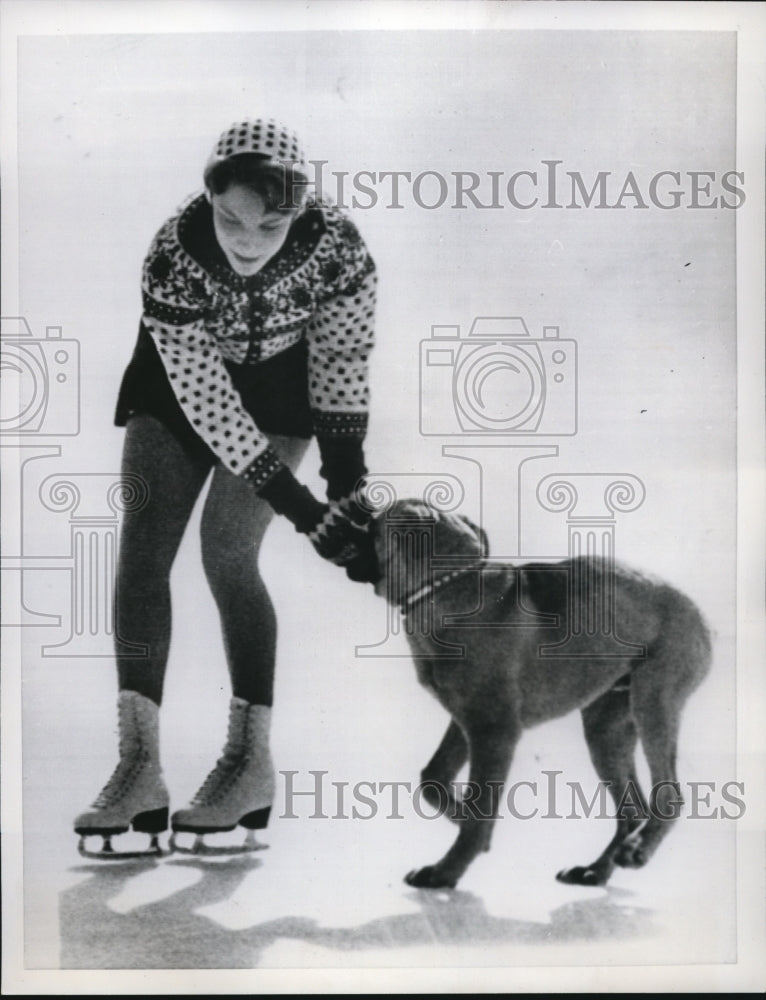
[204,118,309,184]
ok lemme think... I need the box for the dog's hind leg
[557,684,649,887]
[405,714,519,889]
[615,604,711,869]
[419,720,469,822]
[614,673,686,870]
[612,589,712,871]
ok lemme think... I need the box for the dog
[370,499,712,890]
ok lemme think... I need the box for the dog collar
[398,562,485,615]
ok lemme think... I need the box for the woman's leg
[116,414,212,704]
[199,434,310,705]
[75,415,212,848]
[169,436,310,843]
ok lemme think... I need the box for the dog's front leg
[419,719,469,821]
[406,718,519,889]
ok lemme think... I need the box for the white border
[2,0,764,994]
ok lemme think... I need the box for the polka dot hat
[204,118,308,182]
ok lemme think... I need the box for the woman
[74,118,379,855]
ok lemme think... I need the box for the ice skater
[74,118,380,857]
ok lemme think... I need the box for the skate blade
[168,829,269,856]
[77,833,165,861]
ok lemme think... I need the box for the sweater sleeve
[140,223,283,491]
[306,211,377,498]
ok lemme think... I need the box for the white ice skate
[169,698,274,855]
[74,690,170,859]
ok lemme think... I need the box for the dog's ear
[455,514,490,557]
[478,525,490,557]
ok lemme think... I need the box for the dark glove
[333,480,373,527]
[342,528,381,584]
[317,435,368,502]
[325,482,380,583]
[308,506,380,584]
[257,465,326,533]
[307,503,369,565]
[256,462,380,583]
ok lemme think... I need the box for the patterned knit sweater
[140,192,376,492]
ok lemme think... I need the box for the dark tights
[115,415,309,707]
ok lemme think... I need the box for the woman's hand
[256,464,380,583]
[307,503,380,583]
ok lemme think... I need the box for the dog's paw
[404,865,457,890]
[556,865,608,887]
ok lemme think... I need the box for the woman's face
[210,183,295,277]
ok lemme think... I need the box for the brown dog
[371,499,712,890]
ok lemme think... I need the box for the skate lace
[189,706,252,806]
[190,752,247,806]
[91,752,146,807]
[91,699,151,808]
